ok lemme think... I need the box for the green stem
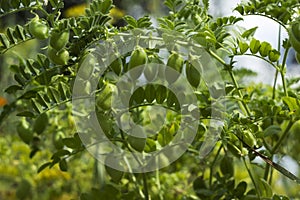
[262,128,274,182]
[242,157,260,198]
[269,165,274,185]
[208,50,251,116]
[155,168,163,200]
[1,38,34,54]
[271,120,294,154]
[279,47,290,97]
[0,7,34,18]
[120,110,149,200]
[119,130,144,166]
[263,155,273,181]
[208,50,227,66]
[35,5,51,19]
[280,74,288,97]
[228,69,251,116]
[266,25,281,181]
[246,13,287,31]
[277,25,282,53]
[262,138,272,153]
[119,130,143,195]
[264,121,293,181]
[241,54,277,69]
[209,144,222,187]
[272,25,282,100]
[272,70,278,99]
[93,153,99,185]
[142,173,149,200]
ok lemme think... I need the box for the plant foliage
[0,0,300,199]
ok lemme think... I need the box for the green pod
[109,56,123,75]
[96,112,113,137]
[29,17,49,40]
[96,83,114,110]
[78,54,96,80]
[47,46,69,65]
[165,52,184,84]
[49,30,69,50]
[186,61,201,88]
[144,55,163,81]
[243,130,256,147]
[128,46,147,79]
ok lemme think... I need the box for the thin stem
[271,120,294,154]
[277,25,282,54]
[280,72,288,97]
[242,157,260,198]
[240,54,278,69]
[279,47,290,97]
[269,165,274,185]
[245,13,287,31]
[263,155,273,181]
[119,130,144,166]
[0,7,34,18]
[207,50,227,66]
[142,173,149,200]
[120,106,149,200]
[209,144,222,187]
[267,25,281,181]
[35,5,51,19]
[208,50,251,116]
[119,130,143,195]
[155,168,163,200]
[272,70,278,99]
[266,25,282,180]
[272,24,282,100]
[1,38,34,54]
[228,69,251,116]
[262,138,272,153]
[264,120,293,181]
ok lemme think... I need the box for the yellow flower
[109,7,125,23]
[64,4,86,18]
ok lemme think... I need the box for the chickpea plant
[0,0,300,199]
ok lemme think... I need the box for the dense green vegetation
[0,0,300,199]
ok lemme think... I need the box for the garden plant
[0,0,300,199]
